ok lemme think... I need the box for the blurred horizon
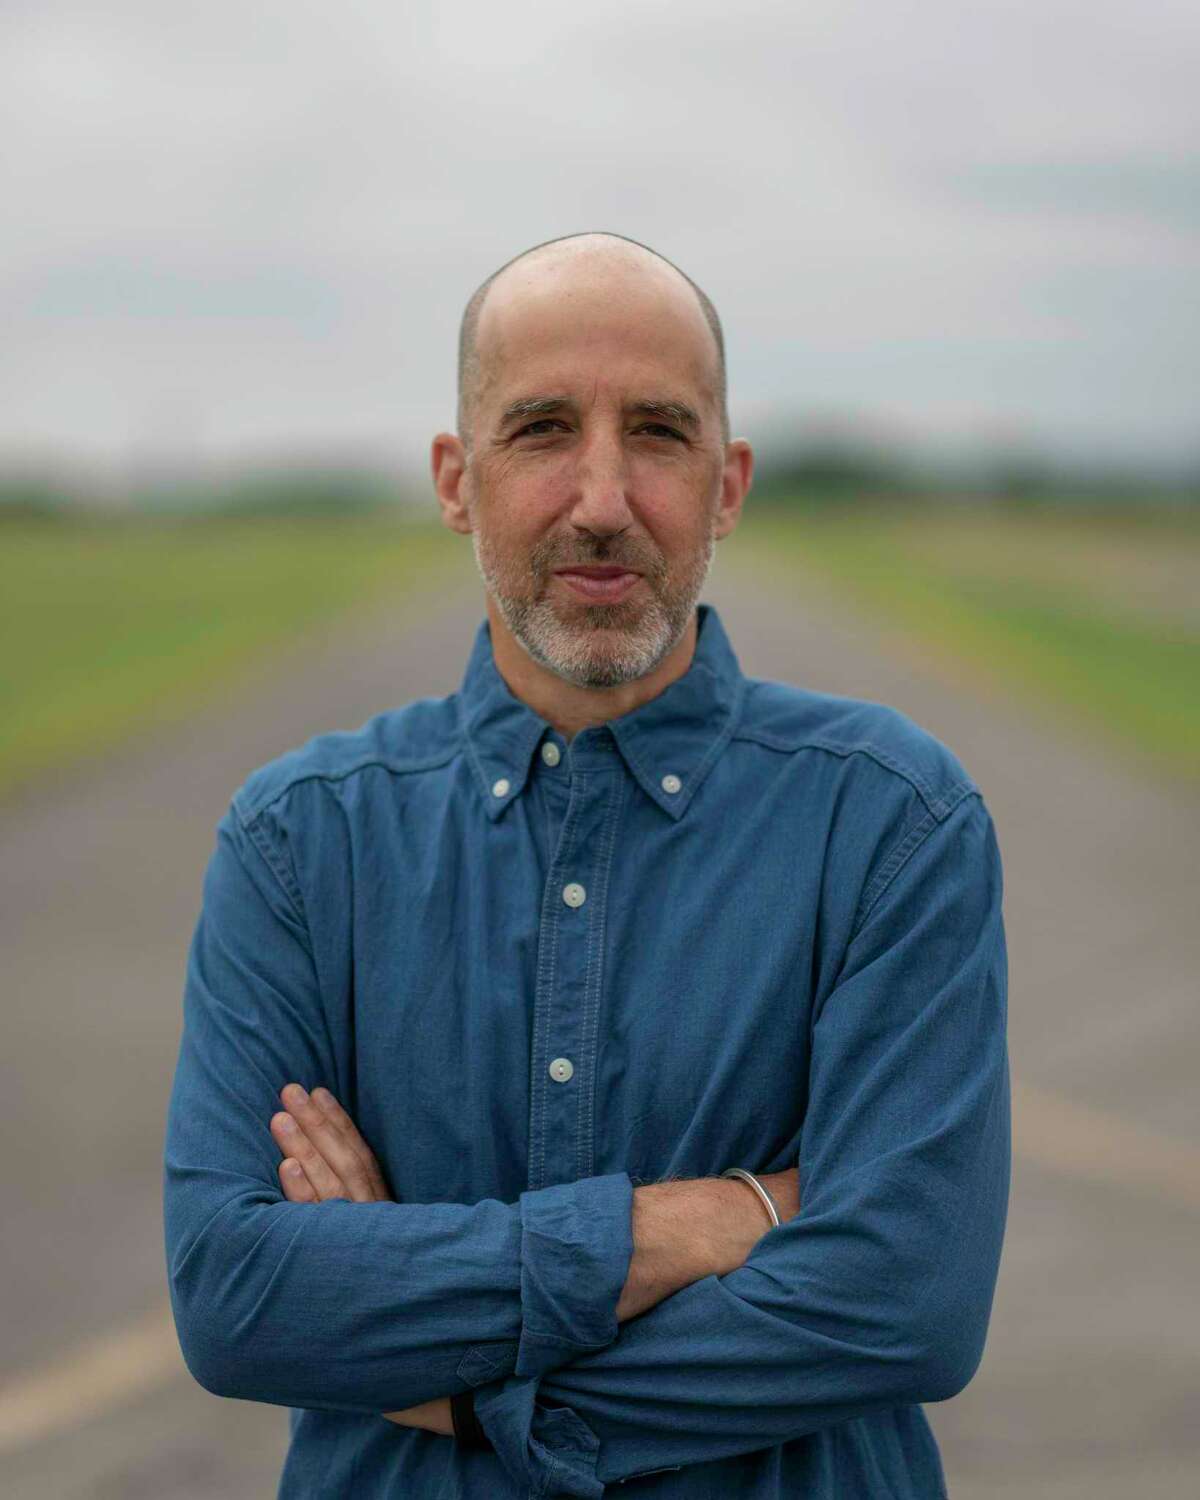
[4,423,1197,519]
[4,438,1194,519]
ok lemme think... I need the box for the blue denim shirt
[164,602,1009,1498]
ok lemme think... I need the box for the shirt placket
[526,731,625,1193]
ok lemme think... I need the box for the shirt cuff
[514,1170,634,1380]
[473,1375,604,1499]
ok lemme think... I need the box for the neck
[484,593,699,742]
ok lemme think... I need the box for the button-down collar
[457,603,746,822]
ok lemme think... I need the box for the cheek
[628,450,719,518]
[482,506,560,569]
[482,455,574,532]
[633,481,718,556]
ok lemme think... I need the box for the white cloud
[2,0,1197,467]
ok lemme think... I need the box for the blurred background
[1,2,1196,1496]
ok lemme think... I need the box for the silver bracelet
[720,1167,781,1228]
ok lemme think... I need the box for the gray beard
[472,529,716,689]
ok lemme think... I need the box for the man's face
[460,256,737,689]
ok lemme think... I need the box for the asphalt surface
[2,546,1197,1498]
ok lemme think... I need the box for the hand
[269,1088,451,1436]
[382,1397,455,1436]
[270,1083,393,1203]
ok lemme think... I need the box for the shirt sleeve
[470,790,1011,1496]
[163,803,633,1414]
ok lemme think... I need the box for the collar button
[661,773,682,795]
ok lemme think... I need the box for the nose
[566,430,635,538]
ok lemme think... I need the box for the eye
[637,423,687,442]
[516,419,567,438]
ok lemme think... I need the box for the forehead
[475,254,720,414]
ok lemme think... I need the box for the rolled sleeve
[514,1171,634,1379]
[464,1172,632,1496]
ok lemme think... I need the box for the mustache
[531,536,665,577]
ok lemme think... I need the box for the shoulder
[231,692,463,827]
[734,675,978,822]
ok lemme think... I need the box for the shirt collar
[457,602,745,823]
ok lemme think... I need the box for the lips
[554,566,642,603]
[555,564,637,578]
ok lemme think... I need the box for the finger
[270,1110,348,1201]
[270,1083,393,1204]
[277,1084,375,1202]
[278,1157,317,1203]
[265,1110,337,1200]
[310,1087,392,1200]
[271,1112,345,1200]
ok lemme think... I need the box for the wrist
[696,1175,770,1274]
[617,1176,762,1322]
[720,1167,781,1229]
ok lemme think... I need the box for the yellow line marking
[0,1299,182,1455]
[1012,1080,1200,1211]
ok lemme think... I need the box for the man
[164,232,1010,1497]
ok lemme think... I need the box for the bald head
[456,232,728,446]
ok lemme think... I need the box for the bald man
[165,233,1010,1498]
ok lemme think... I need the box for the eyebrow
[498,396,570,427]
[629,399,700,431]
[496,396,702,430]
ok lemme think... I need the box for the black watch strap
[450,1389,494,1450]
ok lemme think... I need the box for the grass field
[3,502,1196,801]
[728,502,1200,785]
[0,514,459,799]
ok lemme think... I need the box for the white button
[549,1056,574,1083]
[492,778,510,798]
[562,882,587,908]
[541,740,561,767]
[661,773,682,795]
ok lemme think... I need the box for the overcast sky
[3,0,1198,477]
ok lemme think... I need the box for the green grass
[0,514,459,799]
[5,502,1197,799]
[728,502,1200,785]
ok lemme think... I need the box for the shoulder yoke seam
[730,726,974,820]
[236,744,462,827]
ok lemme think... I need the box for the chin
[563,603,645,631]
[539,625,676,689]
[550,658,654,690]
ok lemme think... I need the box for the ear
[431,433,472,534]
[714,438,753,540]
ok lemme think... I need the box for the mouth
[553,566,643,604]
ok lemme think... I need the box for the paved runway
[3,543,1197,1497]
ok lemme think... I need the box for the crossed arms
[164,791,1009,1494]
[265,1082,802,1439]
